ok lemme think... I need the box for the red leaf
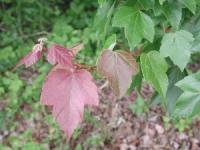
[97,50,139,97]
[15,43,43,69]
[70,43,84,56]
[47,44,74,68]
[40,65,99,138]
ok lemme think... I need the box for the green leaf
[140,51,168,97]
[0,145,11,150]
[163,3,182,29]
[129,96,148,116]
[191,33,200,52]
[112,2,154,50]
[182,14,200,35]
[165,68,185,115]
[180,0,196,14]
[22,143,41,150]
[159,0,166,5]
[174,71,200,118]
[94,0,115,40]
[138,0,155,10]
[196,0,200,5]
[75,144,82,150]
[129,70,143,92]
[153,67,185,115]
[98,0,105,7]
[160,30,194,71]
[103,34,116,50]
[153,1,161,16]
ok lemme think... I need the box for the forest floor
[1,67,200,150]
[68,81,200,150]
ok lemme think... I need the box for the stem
[21,31,49,39]
[131,45,144,57]
[74,63,96,72]
[16,1,23,41]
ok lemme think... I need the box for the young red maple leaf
[47,44,74,68]
[15,43,44,69]
[97,50,139,97]
[15,40,83,70]
[40,65,99,139]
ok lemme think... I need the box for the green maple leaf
[159,0,166,5]
[180,0,196,14]
[140,51,168,97]
[174,71,200,118]
[191,33,200,52]
[112,2,155,50]
[160,30,194,71]
[153,67,185,115]
[94,0,115,40]
[163,2,182,29]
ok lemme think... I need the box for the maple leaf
[97,50,139,98]
[112,2,154,49]
[159,30,194,71]
[47,44,74,67]
[15,43,44,69]
[40,65,99,138]
[70,43,84,56]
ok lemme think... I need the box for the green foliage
[103,34,116,50]
[181,0,196,14]
[159,0,166,5]
[129,96,148,116]
[84,110,100,127]
[75,144,83,150]
[112,1,154,50]
[163,116,193,133]
[140,51,168,97]
[174,118,192,132]
[94,0,200,130]
[162,2,182,29]
[0,46,16,71]
[174,71,200,118]
[85,134,105,148]
[192,33,200,52]
[94,0,115,46]
[163,116,171,129]
[155,67,185,116]
[160,30,194,71]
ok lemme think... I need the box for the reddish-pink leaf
[70,43,84,56]
[47,44,73,68]
[40,65,99,138]
[97,50,139,98]
[15,43,44,69]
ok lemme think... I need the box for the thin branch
[131,46,144,57]
[74,63,96,72]
[21,31,50,39]
[99,80,109,90]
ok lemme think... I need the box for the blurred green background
[0,0,101,149]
